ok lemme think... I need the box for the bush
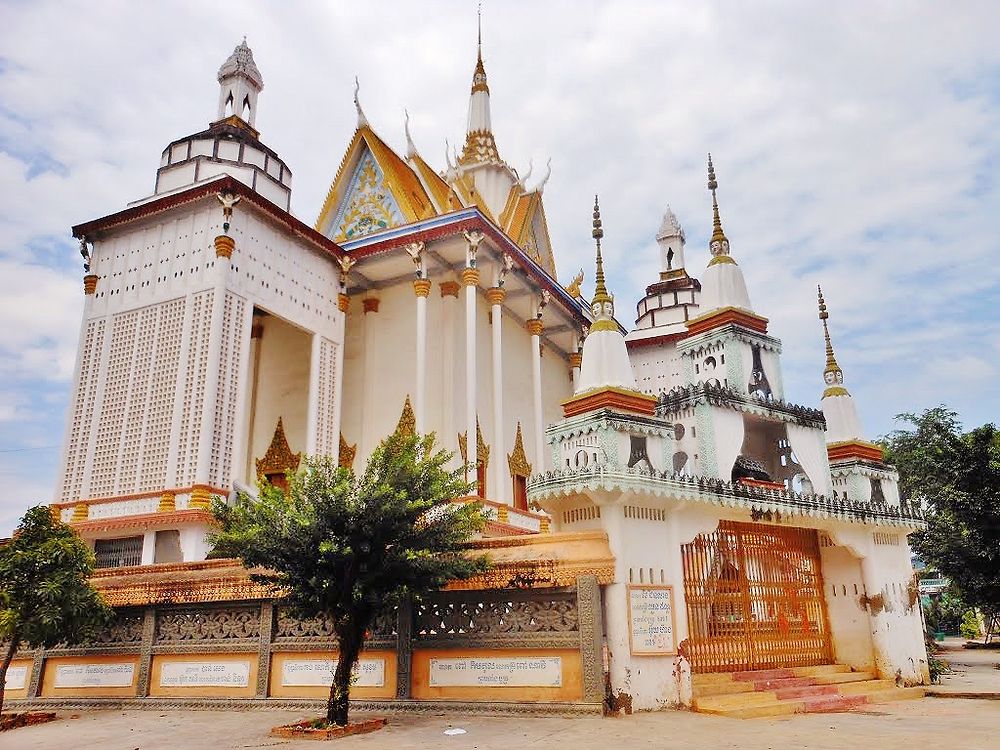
[960,610,981,640]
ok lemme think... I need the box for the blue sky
[0,0,998,535]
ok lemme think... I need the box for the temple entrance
[680,521,833,673]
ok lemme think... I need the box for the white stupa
[698,154,753,314]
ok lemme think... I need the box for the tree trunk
[0,634,18,717]
[327,623,365,727]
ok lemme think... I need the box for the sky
[0,0,997,535]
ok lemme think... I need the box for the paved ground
[930,638,1000,697]
[3,697,997,750]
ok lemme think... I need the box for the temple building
[7,36,926,716]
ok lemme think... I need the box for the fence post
[395,597,413,699]
[135,606,156,697]
[577,575,605,704]
[256,601,274,698]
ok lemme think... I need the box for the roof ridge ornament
[707,153,735,266]
[404,108,417,158]
[817,285,849,398]
[353,76,369,129]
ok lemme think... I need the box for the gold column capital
[485,287,506,306]
[461,268,480,287]
[214,234,235,259]
[413,278,432,298]
[337,293,350,313]
[526,318,544,336]
[362,297,381,314]
[440,280,461,298]
[189,484,212,510]
[568,351,583,368]
[83,274,98,295]
[158,491,176,513]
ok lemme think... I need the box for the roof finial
[471,1,488,94]
[707,153,734,265]
[353,76,368,129]
[817,285,848,396]
[478,1,483,56]
[591,195,611,308]
[404,108,416,158]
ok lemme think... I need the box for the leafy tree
[882,407,1000,631]
[0,505,111,715]
[211,429,486,726]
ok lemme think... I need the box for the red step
[750,676,814,691]
[800,694,869,712]
[773,684,840,700]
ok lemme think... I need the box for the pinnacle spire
[817,285,848,397]
[591,195,612,308]
[707,153,734,266]
[460,5,500,166]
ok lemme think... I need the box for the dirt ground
[930,637,1000,696]
[2,697,996,750]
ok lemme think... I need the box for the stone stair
[692,664,924,719]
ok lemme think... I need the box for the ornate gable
[330,149,405,241]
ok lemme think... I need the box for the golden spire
[707,153,735,266]
[591,195,611,306]
[472,2,489,94]
[817,285,848,397]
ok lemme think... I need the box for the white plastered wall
[819,540,874,670]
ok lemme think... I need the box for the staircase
[692,664,924,719]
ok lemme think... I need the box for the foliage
[923,590,971,635]
[211,429,486,726]
[923,633,950,684]
[882,407,1000,625]
[0,505,111,715]
[960,610,981,640]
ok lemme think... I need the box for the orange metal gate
[680,521,833,673]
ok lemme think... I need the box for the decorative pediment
[458,418,489,467]
[507,422,532,478]
[256,417,301,480]
[395,395,416,437]
[331,149,405,241]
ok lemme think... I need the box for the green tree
[0,505,111,715]
[883,407,1000,630]
[211,429,486,726]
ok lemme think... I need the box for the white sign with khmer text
[429,657,562,687]
[280,658,386,687]
[627,585,677,655]
[54,663,135,688]
[3,665,27,690]
[159,661,251,688]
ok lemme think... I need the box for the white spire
[216,38,264,126]
[817,286,866,443]
[699,154,753,313]
[655,204,686,273]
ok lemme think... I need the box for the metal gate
[680,521,833,673]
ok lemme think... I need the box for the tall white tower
[216,38,264,126]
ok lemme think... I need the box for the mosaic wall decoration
[333,151,404,241]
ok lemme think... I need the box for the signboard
[280,658,385,687]
[428,657,562,687]
[54,663,135,688]
[3,665,27,690]
[159,660,251,688]
[627,584,677,655]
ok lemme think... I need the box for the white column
[414,277,431,434]
[239,315,263,483]
[141,530,156,566]
[487,287,506,502]
[360,296,380,455]
[462,267,479,472]
[570,349,583,393]
[860,554,894,679]
[439,281,460,455]
[194,235,233,489]
[331,292,349,461]
[304,332,323,455]
[528,318,545,471]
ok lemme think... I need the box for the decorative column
[242,316,264,481]
[569,351,583,389]
[440,281,460,458]
[462,230,484,476]
[527,317,546,471]
[360,296,380,455]
[304,332,323,454]
[407,242,429,434]
[487,286,506,501]
[193,197,239,505]
[332,256,354,464]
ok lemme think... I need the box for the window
[94,535,143,568]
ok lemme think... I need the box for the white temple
[27,35,929,715]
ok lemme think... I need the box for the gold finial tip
[707,153,718,191]
[817,285,829,319]
[591,195,604,239]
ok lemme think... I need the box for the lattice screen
[59,319,105,501]
[209,292,247,487]
[175,291,213,486]
[313,338,339,458]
